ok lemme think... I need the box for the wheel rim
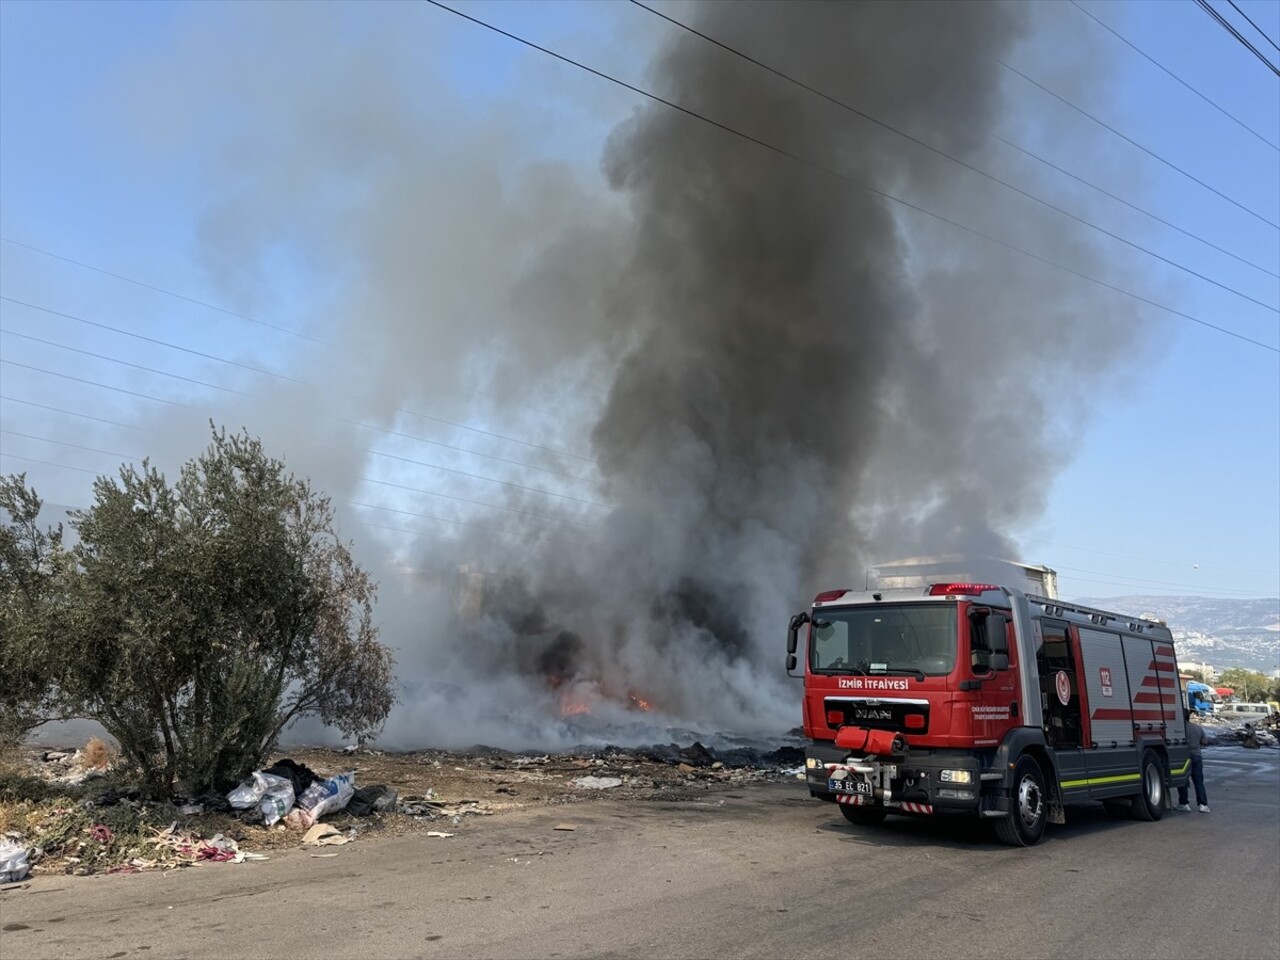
[1017,774,1043,829]
[1144,762,1162,807]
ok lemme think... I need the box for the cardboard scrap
[301,823,350,847]
[553,823,577,832]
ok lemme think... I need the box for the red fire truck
[785,582,1192,845]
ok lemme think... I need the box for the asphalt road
[3,747,1277,960]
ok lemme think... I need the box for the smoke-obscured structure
[13,2,1157,748]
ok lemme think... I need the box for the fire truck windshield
[809,604,957,677]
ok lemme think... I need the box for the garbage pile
[1200,715,1280,748]
[223,758,401,829]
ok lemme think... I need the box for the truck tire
[839,803,888,826]
[1130,750,1166,822]
[995,755,1047,846]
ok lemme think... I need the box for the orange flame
[629,694,653,712]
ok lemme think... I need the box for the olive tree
[54,427,394,795]
[0,475,67,743]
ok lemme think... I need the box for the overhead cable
[1194,0,1280,76]
[630,0,1279,312]
[423,0,1279,352]
[1071,0,1278,150]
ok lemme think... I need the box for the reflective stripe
[1170,758,1190,775]
[1060,773,1142,788]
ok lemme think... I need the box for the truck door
[1035,619,1088,794]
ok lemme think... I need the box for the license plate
[828,776,872,796]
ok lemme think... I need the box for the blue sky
[1,0,1277,604]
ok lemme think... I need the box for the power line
[1,386,598,529]
[347,499,581,546]
[0,294,597,463]
[0,453,103,477]
[1070,0,1278,150]
[1,326,254,398]
[630,0,1279,313]
[1227,0,1280,53]
[2,312,595,485]
[0,447,580,547]
[0,429,141,463]
[1,358,192,407]
[991,132,1278,278]
[0,323,602,508]
[0,394,146,432]
[424,1,1279,352]
[998,57,1279,228]
[1194,0,1280,76]
[0,236,331,346]
[0,236,596,428]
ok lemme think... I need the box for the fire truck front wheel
[994,755,1047,847]
[839,803,888,826]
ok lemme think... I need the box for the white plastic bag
[297,772,355,820]
[258,774,295,826]
[0,839,30,883]
[228,771,269,809]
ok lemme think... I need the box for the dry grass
[82,737,116,770]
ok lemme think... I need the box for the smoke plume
[34,1,1154,747]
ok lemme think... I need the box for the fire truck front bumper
[805,743,984,813]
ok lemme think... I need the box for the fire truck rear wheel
[994,754,1047,847]
[839,803,888,826]
[1131,750,1166,822]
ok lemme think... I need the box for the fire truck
[785,581,1192,845]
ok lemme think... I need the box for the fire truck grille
[824,697,930,734]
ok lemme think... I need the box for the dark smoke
[434,0,1148,736]
[84,1,1150,746]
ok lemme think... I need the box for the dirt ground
[0,739,803,878]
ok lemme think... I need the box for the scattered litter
[178,804,204,817]
[347,785,397,817]
[297,772,355,821]
[262,758,320,798]
[282,808,316,831]
[553,823,577,832]
[258,775,296,827]
[309,853,340,858]
[89,824,114,844]
[571,776,623,790]
[301,823,350,847]
[227,770,295,819]
[425,831,454,838]
[1,839,31,883]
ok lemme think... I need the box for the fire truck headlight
[940,769,973,784]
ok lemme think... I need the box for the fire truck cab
[786,582,1191,846]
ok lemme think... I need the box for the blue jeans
[1178,753,1207,806]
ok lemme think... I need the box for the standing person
[1176,711,1210,813]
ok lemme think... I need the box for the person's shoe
[1198,804,1211,813]
[1175,803,1191,811]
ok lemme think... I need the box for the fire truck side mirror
[990,652,1009,671]
[787,612,809,655]
[985,612,1009,655]
[786,653,798,673]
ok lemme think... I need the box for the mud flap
[1048,796,1066,825]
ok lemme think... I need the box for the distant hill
[1074,596,1280,675]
